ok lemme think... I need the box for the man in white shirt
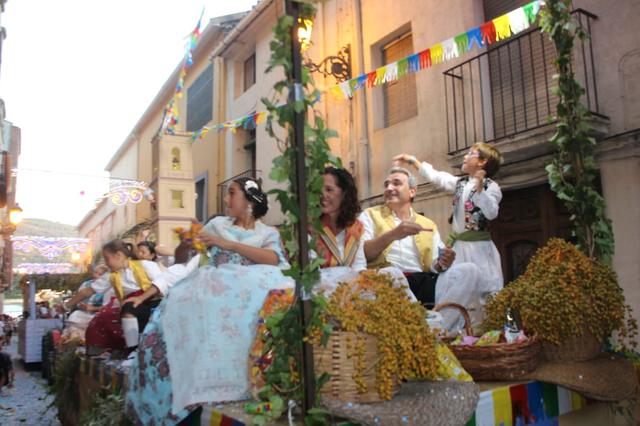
[359,167,480,331]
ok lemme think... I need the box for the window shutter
[383,34,417,127]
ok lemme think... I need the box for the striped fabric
[198,407,246,426]
[467,381,588,426]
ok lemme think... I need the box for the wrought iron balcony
[216,169,261,214]
[443,9,604,154]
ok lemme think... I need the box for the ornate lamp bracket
[304,44,352,83]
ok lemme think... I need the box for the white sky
[2,0,258,226]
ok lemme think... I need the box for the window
[244,53,256,91]
[243,128,257,170]
[186,63,213,132]
[382,33,418,127]
[171,190,184,208]
[195,175,208,223]
[171,148,181,171]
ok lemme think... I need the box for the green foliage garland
[539,0,615,262]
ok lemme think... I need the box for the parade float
[47,1,640,425]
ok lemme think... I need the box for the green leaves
[255,4,340,424]
[542,0,614,263]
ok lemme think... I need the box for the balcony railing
[443,9,603,154]
[216,169,261,214]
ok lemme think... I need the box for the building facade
[81,0,640,319]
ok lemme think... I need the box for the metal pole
[285,0,316,416]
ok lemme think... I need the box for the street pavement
[0,338,61,425]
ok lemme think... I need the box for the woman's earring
[247,204,253,217]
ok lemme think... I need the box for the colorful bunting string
[334,0,541,100]
[161,9,205,135]
[174,1,542,140]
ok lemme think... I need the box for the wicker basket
[434,303,541,381]
[313,331,399,403]
[541,330,602,362]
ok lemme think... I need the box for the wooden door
[490,184,573,283]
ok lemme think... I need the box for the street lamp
[9,204,23,225]
[297,17,352,83]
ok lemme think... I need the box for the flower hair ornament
[244,179,265,204]
[244,179,259,192]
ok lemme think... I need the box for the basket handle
[432,302,473,336]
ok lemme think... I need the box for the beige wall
[311,0,484,233]
[575,0,640,134]
[221,10,287,226]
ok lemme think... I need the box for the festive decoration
[333,0,541,99]
[161,10,204,134]
[14,263,76,275]
[468,381,589,425]
[483,239,637,348]
[190,111,268,141]
[306,271,438,400]
[179,1,542,140]
[12,237,90,260]
[105,180,148,206]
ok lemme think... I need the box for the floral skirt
[125,264,294,425]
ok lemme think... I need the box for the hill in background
[14,218,78,238]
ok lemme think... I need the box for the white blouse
[91,260,164,297]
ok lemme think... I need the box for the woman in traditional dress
[315,167,414,299]
[126,177,294,425]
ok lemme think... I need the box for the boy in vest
[394,142,504,306]
[359,167,480,332]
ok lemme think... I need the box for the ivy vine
[255,1,340,424]
[540,0,615,262]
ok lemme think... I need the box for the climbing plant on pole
[540,0,615,262]
[257,1,339,424]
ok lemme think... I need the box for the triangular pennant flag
[430,43,444,64]
[442,38,459,60]
[384,62,398,82]
[375,66,387,85]
[480,21,497,45]
[523,1,541,25]
[407,53,421,73]
[419,48,432,69]
[348,77,359,93]
[357,73,368,90]
[493,15,512,41]
[455,33,469,55]
[467,27,484,50]
[397,58,409,78]
[507,7,529,34]
[366,71,377,87]
[338,80,353,98]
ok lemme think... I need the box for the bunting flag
[332,0,542,99]
[161,10,205,135]
[466,381,589,426]
[174,1,542,139]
